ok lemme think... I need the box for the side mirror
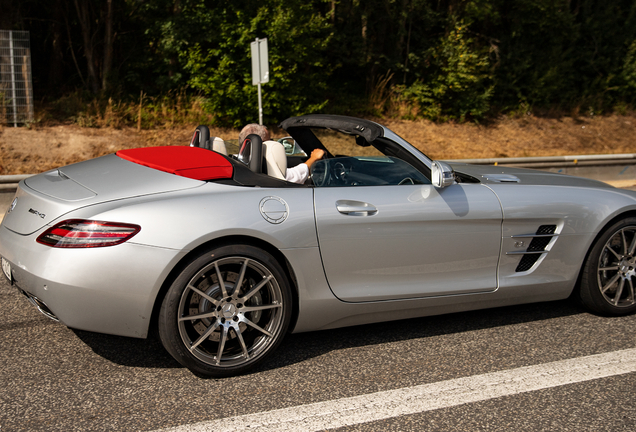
[278,136,307,156]
[431,161,455,188]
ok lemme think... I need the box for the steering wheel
[311,159,330,187]
[333,162,348,182]
[398,177,415,185]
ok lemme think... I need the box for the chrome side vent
[536,225,557,235]
[508,225,557,273]
[527,236,551,251]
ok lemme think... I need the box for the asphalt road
[2,272,636,432]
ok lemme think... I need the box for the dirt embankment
[1,114,635,175]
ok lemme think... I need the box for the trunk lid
[2,154,204,235]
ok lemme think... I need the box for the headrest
[238,134,263,173]
[211,137,227,155]
[263,140,287,180]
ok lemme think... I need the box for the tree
[8,0,636,121]
[182,0,332,126]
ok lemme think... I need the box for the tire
[158,245,292,377]
[580,217,636,316]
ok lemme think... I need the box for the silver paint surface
[315,183,501,301]
[1,120,636,340]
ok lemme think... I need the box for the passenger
[238,124,324,184]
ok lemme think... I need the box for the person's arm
[284,149,325,184]
[304,149,325,170]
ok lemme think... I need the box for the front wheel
[158,245,292,377]
[580,217,636,316]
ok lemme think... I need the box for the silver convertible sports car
[2,114,636,377]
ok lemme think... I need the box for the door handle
[336,200,378,216]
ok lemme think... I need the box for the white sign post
[250,38,269,125]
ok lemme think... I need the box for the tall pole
[258,82,263,125]
[9,31,17,127]
[256,38,263,125]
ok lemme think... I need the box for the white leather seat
[263,140,287,180]
[211,137,227,155]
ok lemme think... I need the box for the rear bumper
[0,224,184,338]
[16,286,59,321]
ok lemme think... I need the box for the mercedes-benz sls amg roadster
[2,114,636,377]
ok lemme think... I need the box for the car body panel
[492,184,636,291]
[450,162,615,188]
[58,154,205,198]
[315,183,503,301]
[0,185,320,338]
[0,224,184,337]
[85,183,319,251]
[5,155,204,235]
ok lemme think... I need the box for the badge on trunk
[8,197,17,214]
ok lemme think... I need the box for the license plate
[1,257,11,283]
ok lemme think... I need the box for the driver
[238,124,324,184]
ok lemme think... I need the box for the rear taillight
[37,219,141,248]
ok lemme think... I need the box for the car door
[314,182,503,302]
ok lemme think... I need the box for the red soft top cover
[116,146,233,181]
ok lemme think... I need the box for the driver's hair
[239,124,270,144]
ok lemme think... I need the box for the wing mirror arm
[431,161,455,188]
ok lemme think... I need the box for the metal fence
[0,30,34,126]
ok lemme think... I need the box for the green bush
[395,21,493,122]
[623,40,636,100]
[183,0,331,127]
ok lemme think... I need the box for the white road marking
[155,348,636,432]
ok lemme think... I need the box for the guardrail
[1,153,636,193]
[449,153,636,187]
[447,153,636,169]
[448,153,636,188]
[0,174,32,192]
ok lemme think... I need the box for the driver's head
[239,124,270,144]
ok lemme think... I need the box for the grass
[1,92,635,175]
[37,90,217,130]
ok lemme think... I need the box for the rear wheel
[158,245,292,377]
[580,217,636,316]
